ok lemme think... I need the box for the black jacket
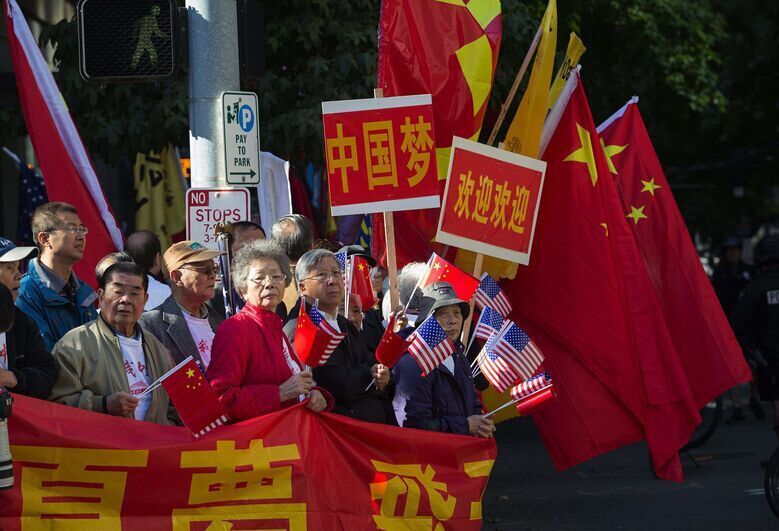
[5,307,59,398]
[284,301,396,425]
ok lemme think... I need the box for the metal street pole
[185,0,240,188]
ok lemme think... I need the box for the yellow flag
[455,0,557,280]
[133,145,187,250]
[547,32,585,114]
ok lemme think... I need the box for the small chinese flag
[294,302,345,367]
[374,315,412,368]
[158,356,229,438]
[421,253,480,301]
[350,255,376,309]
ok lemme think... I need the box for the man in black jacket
[284,249,396,425]
[0,283,58,398]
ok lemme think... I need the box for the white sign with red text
[186,188,250,249]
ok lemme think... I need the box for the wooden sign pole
[373,88,401,311]
[460,252,483,346]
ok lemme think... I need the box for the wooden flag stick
[373,87,401,311]
[460,252,483,346]
[486,25,542,147]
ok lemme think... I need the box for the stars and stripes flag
[334,250,348,275]
[474,273,512,317]
[294,301,346,367]
[407,316,455,376]
[478,321,545,393]
[509,372,556,416]
[474,306,505,341]
[510,372,553,401]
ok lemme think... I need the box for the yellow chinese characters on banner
[437,137,547,266]
[322,94,440,216]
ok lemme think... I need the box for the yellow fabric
[133,144,186,250]
[456,35,495,117]
[547,33,585,114]
[455,0,557,281]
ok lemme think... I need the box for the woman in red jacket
[207,240,329,421]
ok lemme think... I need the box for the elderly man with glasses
[16,202,98,351]
[139,241,224,371]
[283,249,396,425]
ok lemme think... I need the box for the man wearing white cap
[0,237,58,398]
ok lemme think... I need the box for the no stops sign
[186,187,250,249]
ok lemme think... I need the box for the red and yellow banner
[436,137,546,265]
[1,394,495,529]
[322,95,440,216]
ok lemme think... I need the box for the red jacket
[207,302,331,421]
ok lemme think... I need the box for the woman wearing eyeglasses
[139,241,225,371]
[207,240,331,421]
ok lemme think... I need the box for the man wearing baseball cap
[139,241,224,370]
[0,237,58,398]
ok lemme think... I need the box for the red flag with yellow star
[372,0,502,268]
[498,70,700,481]
[597,99,751,407]
[349,255,377,309]
[159,356,229,438]
[421,253,480,302]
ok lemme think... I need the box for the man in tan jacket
[50,261,174,425]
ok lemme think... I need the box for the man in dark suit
[139,241,224,370]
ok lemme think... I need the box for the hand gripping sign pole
[374,88,401,312]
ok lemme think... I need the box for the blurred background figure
[124,230,171,311]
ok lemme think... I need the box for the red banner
[322,95,440,216]
[0,394,495,529]
[436,137,546,265]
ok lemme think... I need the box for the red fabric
[504,73,700,481]
[3,393,496,528]
[5,1,118,289]
[207,302,323,421]
[423,253,480,301]
[160,357,229,435]
[373,0,502,267]
[350,255,377,309]
[599,103,752,407]
[374,315,412,368]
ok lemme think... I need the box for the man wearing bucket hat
[139,241,225,371]
[392,281,495,438]
[0,238,58,398]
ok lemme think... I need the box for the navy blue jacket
[392,331,483,434]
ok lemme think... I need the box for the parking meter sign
[186,188,250,249]
[222,91,260,186]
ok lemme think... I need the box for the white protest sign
[186,188,250,249]
[222,91,260,186]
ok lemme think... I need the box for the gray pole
[185,0,240,188]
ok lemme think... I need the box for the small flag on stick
[154,356,229,438]
[420,253,480,302]
[407,316,455,376]
[294,302,346,367]
[375,314,413,368]
[474,273,512,317]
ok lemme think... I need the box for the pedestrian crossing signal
[77,0,178,82]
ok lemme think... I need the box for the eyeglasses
[250,273,287,284]
[180,264,220,276]
[303,271,344,282]
[50,225,89,235]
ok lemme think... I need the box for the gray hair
[399,262,427,306]
[271,214,313,262]
[295,248,337,285]
[232,239,291,295]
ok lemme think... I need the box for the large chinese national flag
[373,0,502,268]
[597,100,751,407]
[5,0,122,288]
[500,71,700,481]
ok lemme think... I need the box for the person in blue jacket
[392,281,495,438]
[16,202,97,351]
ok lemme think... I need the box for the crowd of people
[0,202,495,438]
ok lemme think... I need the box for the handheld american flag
[474,306,505,341]
[510,373,556,416]
[475,273,512,317]
[294,301,346,367]
[407,316,455,376]
[334,250,348,275]
[477,321,545,393]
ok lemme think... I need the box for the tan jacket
[49,316,175,425]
